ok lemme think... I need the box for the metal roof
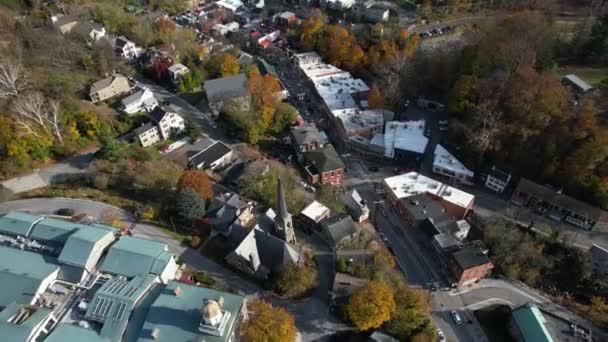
[203,74,249,104]
[512,304,555,342]
[29,217,83,244]
[58,226,115,269]
[86,274,157,340]
[0,211,42,237]
[45,324,106,342]
[0,246,60,307]
[100,236,169,278]
[137,281,245,342]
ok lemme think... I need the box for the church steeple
[275,177,296,245]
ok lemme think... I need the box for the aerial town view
[0,0,607,341]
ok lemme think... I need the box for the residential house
[343,189,369,222]
[320,0,356,10]
[510,304,555,342]
[137,281,247,342]
[485,166,512,193]
[290,125,325,162]
[133,108,185,147]
[207,192,255,233]
[432,144,474,186]
[204,74,250,116]
[384,172,475,219]
[300,201,331,227]
[319,214,358,250]
[303,144,345,186]
[89,74,131,103]
[510,178,608,230]
[120,87,158,114]
[448,246,493,287]
[51,14,79,34]
[276,11,296,27]
[562,74,594,95]
[114,35,140,59]
[168,63,190,83]
[189,142,234,171]
[590,244,608,281]
[88,22,106,41]
[352,1,389,23]
[330,272,368,311]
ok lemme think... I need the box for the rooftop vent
[152,327,161,340]
[174,286,182,297]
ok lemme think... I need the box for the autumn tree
[207,53,240,78]
[0,60,28,99]
[299,9,327,50]
[177,170,213,201]
[367,85,387,109]
[274,263,318,298]
[248,73,281,127]
[373,248,396,272]
[345,281,396,331]
[268,102,298,134]
[241,299,296,342]
[386,284,432,340]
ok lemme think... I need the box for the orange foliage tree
[241,299,296,342]
[177,170,213,201]
[346,281,396,331]
[248,73,281,127]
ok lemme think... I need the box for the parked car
[451,310,463,325]
[368,166,379,172]
[437,329,446,342]
[55,208,75,216]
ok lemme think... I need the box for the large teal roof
[58,226,115,269]
[137,282,245,342]
[100,236,169,277]
[0,246,60,307]
[45,324,107,342]
[86,274,157,341]
[512,304,554,342]
[29,217,82,244]
[0,211,41,237]
[0,304,52,341]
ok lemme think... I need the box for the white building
[432,144,474,185]
[321,0,356,10]
[378,120,428,161]
[485,166,511,193]
[114,36,140,59]
[89,23,106,41]
[168,63,190,83]
[134,108,185,148]
[300,201,332,225]
[332,108,388,139]
[120,87,158,114]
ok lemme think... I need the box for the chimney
[151,328,160,340]
[174,286,182,296]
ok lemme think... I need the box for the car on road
[368,166,379,172]
[436,329,445,342]
[450,310,463,325]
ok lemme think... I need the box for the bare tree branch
[0,61,29,99]
[11,92,63,144]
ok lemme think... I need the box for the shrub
[194,271,216,286]
[190,235,202,249]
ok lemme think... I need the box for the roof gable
[100,236,168,277]
[29,218,82,244]
[58,226,115,269]
[0,211,41,237]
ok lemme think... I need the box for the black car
[368,166,379,172]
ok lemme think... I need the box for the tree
[149,0,188,15]
[367,85,386,109]
[345,281,396,331]
[317,184,345,213]
[207,53,240,78]
[12,92,63,144]
[589,296,608,323]
[274,264,318,298]
[241,299,296,342]
[0,60,28,99]
[248,73,281,128]
[386,286,432,340]
[269,102,298,134]
[177,170,213,201]
[373,248,396,272]
[184,120,201,140]
[299,9,326,50]
[176,188,206,226]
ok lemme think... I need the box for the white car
[451,310,463,325]
[436,328,445,342]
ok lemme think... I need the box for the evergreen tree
[176,188,206,226]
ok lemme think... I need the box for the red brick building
[449,246,493,287]
[303,145,345,186]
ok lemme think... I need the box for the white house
[89,23,106,41]
[432,144,474,185]
[114,36,140,59]
[133,108,185,148]
[168,63,190,83]
[189,142,234,170]
[485,166,511,193]
[120,87,158,114]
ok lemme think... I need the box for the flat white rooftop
[333,108,384,134]
[383,120,428,158]
[384,172,475,209]
[301,201,331,223]
[433,144,474,177]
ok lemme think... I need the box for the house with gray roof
[343,189,369,222]
[100,236,178,283]
[132,107,185,147]
[319,214,358,250]
[303,144,345,186]
[121,87,158,114]
[58,225,116,283]
[89,74,131,103]
[203,74,250,115]
[290,125,325,162]
[137,281,246,342]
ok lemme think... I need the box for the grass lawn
[474,305,515,342]
[555,66,608,86]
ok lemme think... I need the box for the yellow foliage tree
[346,281,396,331]
[300,9,326,50]
[248,74,281,128]
[368,85,387,110]
[242,299,296,342]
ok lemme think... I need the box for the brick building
[449,246,493,287]
[303,145,345,186]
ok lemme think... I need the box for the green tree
[268,102,298,134]
[274,264,318,298]
[176,188,206,226]
[317,184,346,213]
[346,281,396,331]
[184,120,201,141]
